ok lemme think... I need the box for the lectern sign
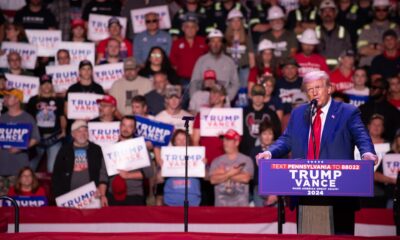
[259,159,374,197]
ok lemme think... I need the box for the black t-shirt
[0,9,6,25]
[65,81,105,101]
[139,67,179,85]
[26,96,65,135]
[13,6,57,29]
[81,0,121,20]
[370,54,400,80]
[274,77,303,114]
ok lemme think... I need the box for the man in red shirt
[329,49,355,92]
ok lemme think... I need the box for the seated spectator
[26,75,66,173]
[262,76,284,120]
[209,129,254,207]
[5,52,33,76]
[109,57,153,117]
[52,120,108,207]
[249,120,278,207]
[14,0,58,30]
[98,38,123,65]
[3,23,27,42]
[145,72,169,116]
[247,39,276,95]
[329,49,356,92]
[56,49,71,65]
[91,95,118,122]
[163,129,202,206]
[295,29,329,78]
[70,19,87,42]
[134,12,172,67]
[7,167,46,197]
[0,89,40,196]
[138,47,179,85]
[388,76,400,110]
[344,67,370,107]
[96,17,132,62]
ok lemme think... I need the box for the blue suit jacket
[269,99,375,160]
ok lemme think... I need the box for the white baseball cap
[227,9,243,20]
[373,0,390,7]
[268,6,285,20]
[319,0,337,12]
[258,39,275,52]
[298,29,320,45]
[207,29,224,39]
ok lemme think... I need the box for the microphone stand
[310,100,317,160]
[182,116,194,232]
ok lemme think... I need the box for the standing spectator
[134,12,172,67]
[225,9,255,88]
[170,14,208,86]
[56,49,71,65]
[360,77,400,142]
[286,0,318,36]
[259,6,297,66]
[370,30,400,81]
[240,84,281,156]
[3,23,27,42]
[70,19,87,42]
[26,75,66,173]
[96,17,132,62]
[388,76,400,110]
[0,74,7,114]
[205,0,247,34]
[14,0,57,29]
[357,0,400,67]
[169,0,208,37]
[81,0,121,22]
[330,49,356,93]
[7,167,46,197]
[131,95,152,118]
[190,29,240,102]
[91,95,118,122]
[344,67,370,107]
[0,89,40,195]
[209,129,254,207]
[295,29,329,78]
[109,57,153,117]
[262,76,284,120]
[4,52,33,76]
[51,120,108,207]
[316,0,352,70]
[97,38,123,65]
[144,72,169,116]
[139,47,179,85]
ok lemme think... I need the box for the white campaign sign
[5,74,39,103]
[56,181,101,209]
[200,108,243,137]
[102,137,150,176]
[26,29,62,56]
[45,64,79,93]
[161,146,206,177]
[130,5,171,33]
[382,154,400,179]
[354,143,390,172]
[93,62,124,91]
[0,42,37,69]
[67,93,103,120]
[88,14,127,42]
[88,121,120,147]
[55,42,95,65]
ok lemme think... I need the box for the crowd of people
[0,0,399,218]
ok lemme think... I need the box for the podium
[258,159,374,235]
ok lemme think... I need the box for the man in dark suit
[257,70,378,235]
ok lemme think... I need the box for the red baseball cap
[112,175,127,201]
[71,19,85,29]
[203,69,217,81]
[96,94,117,107]
[222,129,241,142]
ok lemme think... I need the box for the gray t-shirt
[70,146,90,191]
[209,153,254,206]
[0,111,40,176]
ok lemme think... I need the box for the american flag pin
[331,115,335,119]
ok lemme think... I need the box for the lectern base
[298,205,334,235]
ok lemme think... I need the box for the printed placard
[45,64,79,93]
[200,108,243,137]
[354,143,390,171]
[130,5,171,33]
[0,42,37,69]
[258,159,374,197]
[5,74,39,103]
[93,62,124,91]
[135,115,174,146]
[56,181,101,209]
[55,41,95,65]
[26,29,62,56]
[382,154,400,179]
[88,14,127,42]
[102,137,150,176]
[161,146,206,177]
[67,93,103,120]
[0,123,32,149]
[88,121,120,147]
[2,196,47,207]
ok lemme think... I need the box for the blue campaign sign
[0,123,32,149]
[258,159,374,197]
[135,115,174,147]
[2,196,48,207]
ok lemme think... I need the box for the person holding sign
[7,167,46,197]
[98,38,123,65]
[209,129,254,207]
[5,52,33,76]
[91,94,118,122]
[256,70,377,235]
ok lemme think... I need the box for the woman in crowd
[7,167,46,197]
[388,76,400,110]
[344,67,370,107]
[3,22,27,42]
[70,19,87,42]
[261,76,283,120]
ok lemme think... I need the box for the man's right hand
[256,151,272,165]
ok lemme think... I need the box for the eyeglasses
[145,19,158,24]
[151,53,162,58]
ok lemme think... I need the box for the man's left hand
[362,152,379,165]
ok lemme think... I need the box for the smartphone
[236,163,246,168]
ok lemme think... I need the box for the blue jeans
[253,185,267,207]
[30,141,62,173]
[238,67,250,89]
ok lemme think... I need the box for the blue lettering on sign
[135,115,174,146]
[61,190,96,208]
[202,115,240,121]
[53,71,78,79]
[164,154,203,161]
[7,81,37,90]
[70,49,92,56]
[71,99,97,106]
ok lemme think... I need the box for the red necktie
[307,109,322,160]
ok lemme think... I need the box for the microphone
[310,99,318,116]
[182,116,195,121]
